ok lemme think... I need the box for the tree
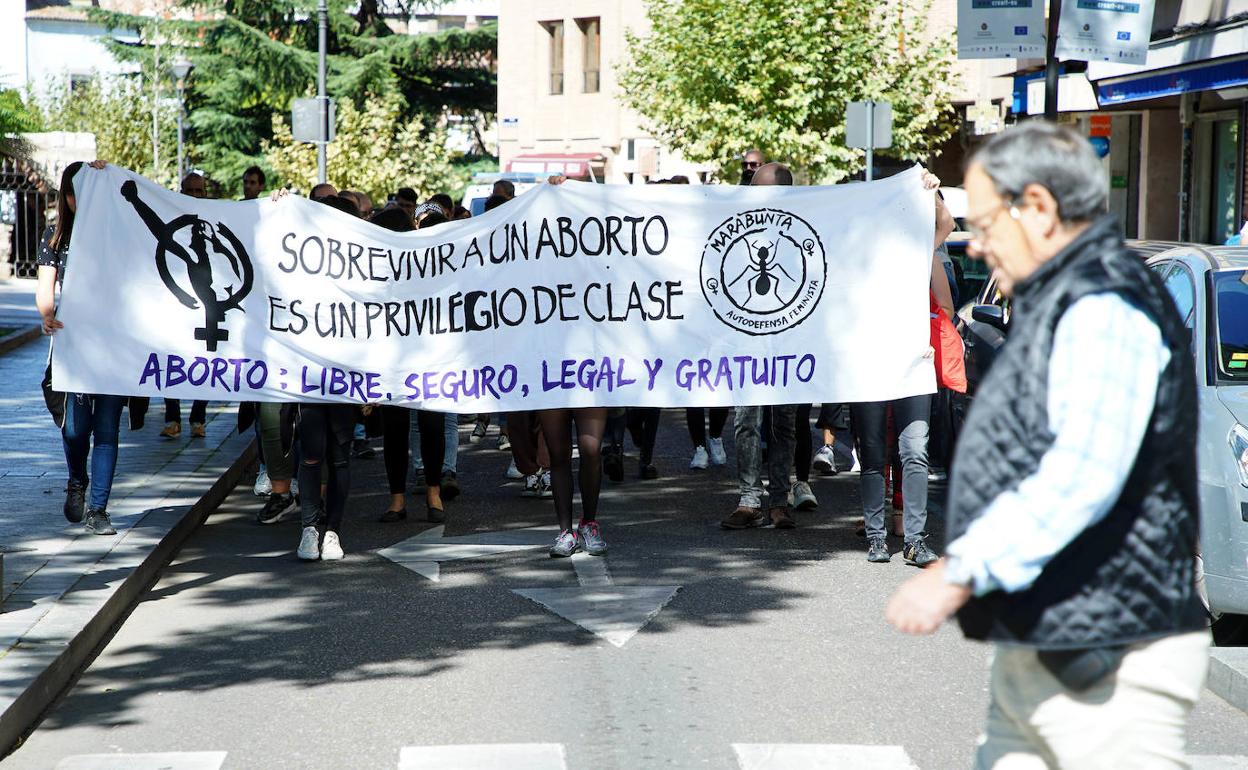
[91,2,497,197]
[263,92,459,202]
[0,87,39,160]
[29,75,179,187]
[618,0,958,184]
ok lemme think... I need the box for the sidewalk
[0,278,40,331]
[0,279,42,354]
[0,336,253,753]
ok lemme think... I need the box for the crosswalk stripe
[1191,757,1248,770]
[55,753,228,770]
[733,743,919,770]
[398,744,567,770]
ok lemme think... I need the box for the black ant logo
[727,236,796,310]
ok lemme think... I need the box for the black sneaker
[440,470,461,501]
[256,492,297,525]
[904,537,939,567]
[351,438,375,459]
[84,508,116,536]
[867,536,890,563]
[639,462,658,480]
[64,477,88,523]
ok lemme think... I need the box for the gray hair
[970,121,1108,224]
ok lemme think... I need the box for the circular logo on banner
[699,208,826,336]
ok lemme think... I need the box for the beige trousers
[974,631,1211,770]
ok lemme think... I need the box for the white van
[460,173,544,216]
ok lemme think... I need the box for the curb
[0,439,257,757]
[0,326,40,357]
[1209,646,1248,715]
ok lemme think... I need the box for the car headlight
[1230,424,1248,487]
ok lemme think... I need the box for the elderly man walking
[886,121,1208,768]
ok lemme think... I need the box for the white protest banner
[957,0,1046,59]
[1057,0,1154,65]
[51,165,936,412]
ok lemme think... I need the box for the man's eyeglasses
[966,200,1023,241]
[742,160,761,170]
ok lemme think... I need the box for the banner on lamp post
[957,0,1046,59]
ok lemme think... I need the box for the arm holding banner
[36,265,60,336]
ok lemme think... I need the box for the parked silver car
[1148,246,1248,644]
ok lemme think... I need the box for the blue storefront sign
[1096,55,1248,105]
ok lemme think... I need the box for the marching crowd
[36,150,961,567]
[34,122,1217,768]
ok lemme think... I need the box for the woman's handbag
[930,293,968,394]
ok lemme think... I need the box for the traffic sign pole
[866,99,875,182]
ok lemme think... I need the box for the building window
[577,17,600,93]
[541,20,564,95]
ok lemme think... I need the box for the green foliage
[263,93,459,203]
[29,75,179,187]
[90,2,497,197]
[618,0,958,184]
[0,87,40,160]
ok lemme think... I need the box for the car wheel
[1212,613,1248,646]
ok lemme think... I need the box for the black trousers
[686,407,728,448]
[626,407,661,464]
[381,406,445,493]
[297,404,355,532]
[164,398,207,423]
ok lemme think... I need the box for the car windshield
[1214,270,1248,382]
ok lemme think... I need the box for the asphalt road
[9,411,1248,769]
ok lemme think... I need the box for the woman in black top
[35,160,136,535]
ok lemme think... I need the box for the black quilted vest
[945,216,1206,649]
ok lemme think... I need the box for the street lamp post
[171,57,194,183]
[316,0,328,184]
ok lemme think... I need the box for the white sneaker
[297,526,320,560]
[506,459,524,480]
[791,481,818,511]
[812,444,835,474]
[707,437,727,466]
[320,530,344,561]
[540,469,554,498]
[290,477,300,497]
[253,466,271,496]
[849,448,861,473]
[690,445,709,470]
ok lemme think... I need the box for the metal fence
[0,157,54,279]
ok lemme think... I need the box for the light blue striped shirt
[945,292,1172,595]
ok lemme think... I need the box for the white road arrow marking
[571,551,613,586]
[734,744,919,770]
[377,525,556,582]
[55,753,228,770]
[513,551,680,648]
[398,744,566,770]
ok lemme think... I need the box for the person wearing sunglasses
[739,149,765,185]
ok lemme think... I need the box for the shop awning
[505,153,605,180]
[1091,54,1248,105]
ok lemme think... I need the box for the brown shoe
[770,506,796,529]
[721,506,766,529]
[190,422,206,438]
[159,421,181,439]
